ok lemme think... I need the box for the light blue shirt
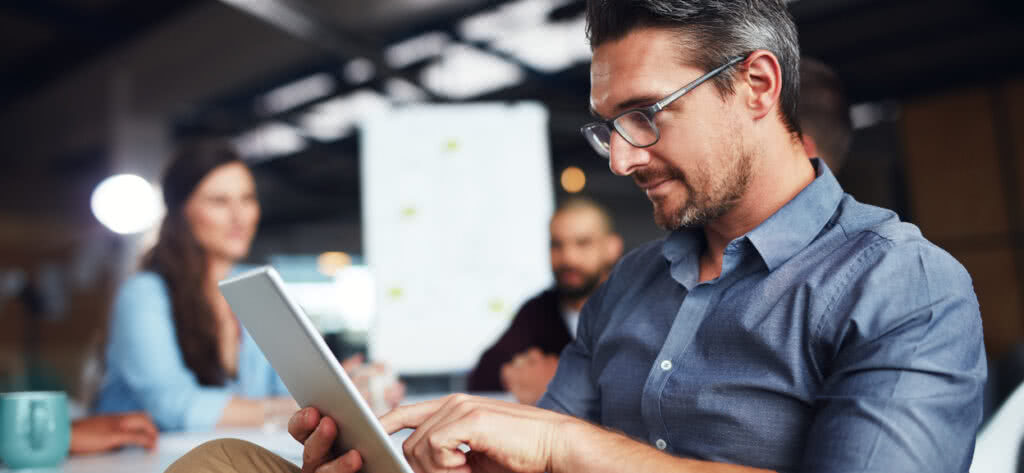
[539,160,986,473]
[95,271,289,432]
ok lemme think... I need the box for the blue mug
[0,391,71,469]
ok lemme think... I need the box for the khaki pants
[165,438,299,473]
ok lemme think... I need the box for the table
[970,382,1024,473]
[0,393,511,473]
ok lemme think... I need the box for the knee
[166,438,265,473]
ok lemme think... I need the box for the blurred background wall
[0,0,1022,399]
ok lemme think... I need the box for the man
[798,57,852,172]
[467,197,622,404]
[170,1,985,472]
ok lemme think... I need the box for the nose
[607,132,650,176]
[228,200,249,225]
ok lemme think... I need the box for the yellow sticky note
[443,139,459,153]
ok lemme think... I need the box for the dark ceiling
[2,0,1023,232]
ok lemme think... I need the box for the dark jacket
[467,288,572,392]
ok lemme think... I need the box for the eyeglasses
[580,55,747,158]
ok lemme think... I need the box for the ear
[801,134,819,158]
[738,50,783,122]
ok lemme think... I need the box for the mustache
[555,266,584,276]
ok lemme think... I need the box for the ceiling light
[459,0,572,42]
[344,57,376,84]
[385,31,451,69]
[234,122,307,161]
[299,89,390,142]
[385,78,428,103]
[491,15,590,73]
[256,72,336,115]
[420,44,524,99]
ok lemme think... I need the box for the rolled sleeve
[802,241,987,473]
[539,283,604,422]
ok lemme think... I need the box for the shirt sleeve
[104,274,232,432]
[801,241,987,473]
[467,299,543,392]
[538,284,605,423]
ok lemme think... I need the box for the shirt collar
[662,158,844,279]
[747,158,843,271]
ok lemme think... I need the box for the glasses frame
[581,55,748,158]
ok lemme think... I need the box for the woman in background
[95,139,299,431]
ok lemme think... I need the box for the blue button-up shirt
[539,160,986,473]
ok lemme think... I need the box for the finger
[316,449,363,473]
[110,431,158,451]
[379,397,449,434]
[302,417,338,473]
[425,432,469,470]
[289,407,322,443]
[403,395,482,469]
[119,414,158,436]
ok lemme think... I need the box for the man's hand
[288,394,583,473]
[69,412,158,455]
[500,348,560,405]
[385,394,580,473]
[288,407,363,473]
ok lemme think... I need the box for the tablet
[219,266,414,473]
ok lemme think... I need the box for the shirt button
[656,438,667,450]
[660,360,672,371]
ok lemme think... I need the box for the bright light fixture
[256,72,336,115]
[299,89,390,142]
[91,174,163,234]
[385,31,451,69]
[385,78,427,103]
[560,166,586,193]
[234,122,308,161]
[459,0,571,42]
[490,15,590,73]
[420,44,524,99]
[344,57,376,84]
[317,251,352,276]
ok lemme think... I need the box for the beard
[554,266,604,300]
[636,148,753,231]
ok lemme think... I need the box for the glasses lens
[580,123,611,158]
[614,111,658,147]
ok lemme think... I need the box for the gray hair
[586,0,802,135]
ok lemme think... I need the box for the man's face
[550,208,614,300]
[590,27,753,230]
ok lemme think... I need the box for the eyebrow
[589,94,665,121]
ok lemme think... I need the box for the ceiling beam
[216,0,441,100]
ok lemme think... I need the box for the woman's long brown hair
[143,139,246,386]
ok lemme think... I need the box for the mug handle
[29,400,51,451]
